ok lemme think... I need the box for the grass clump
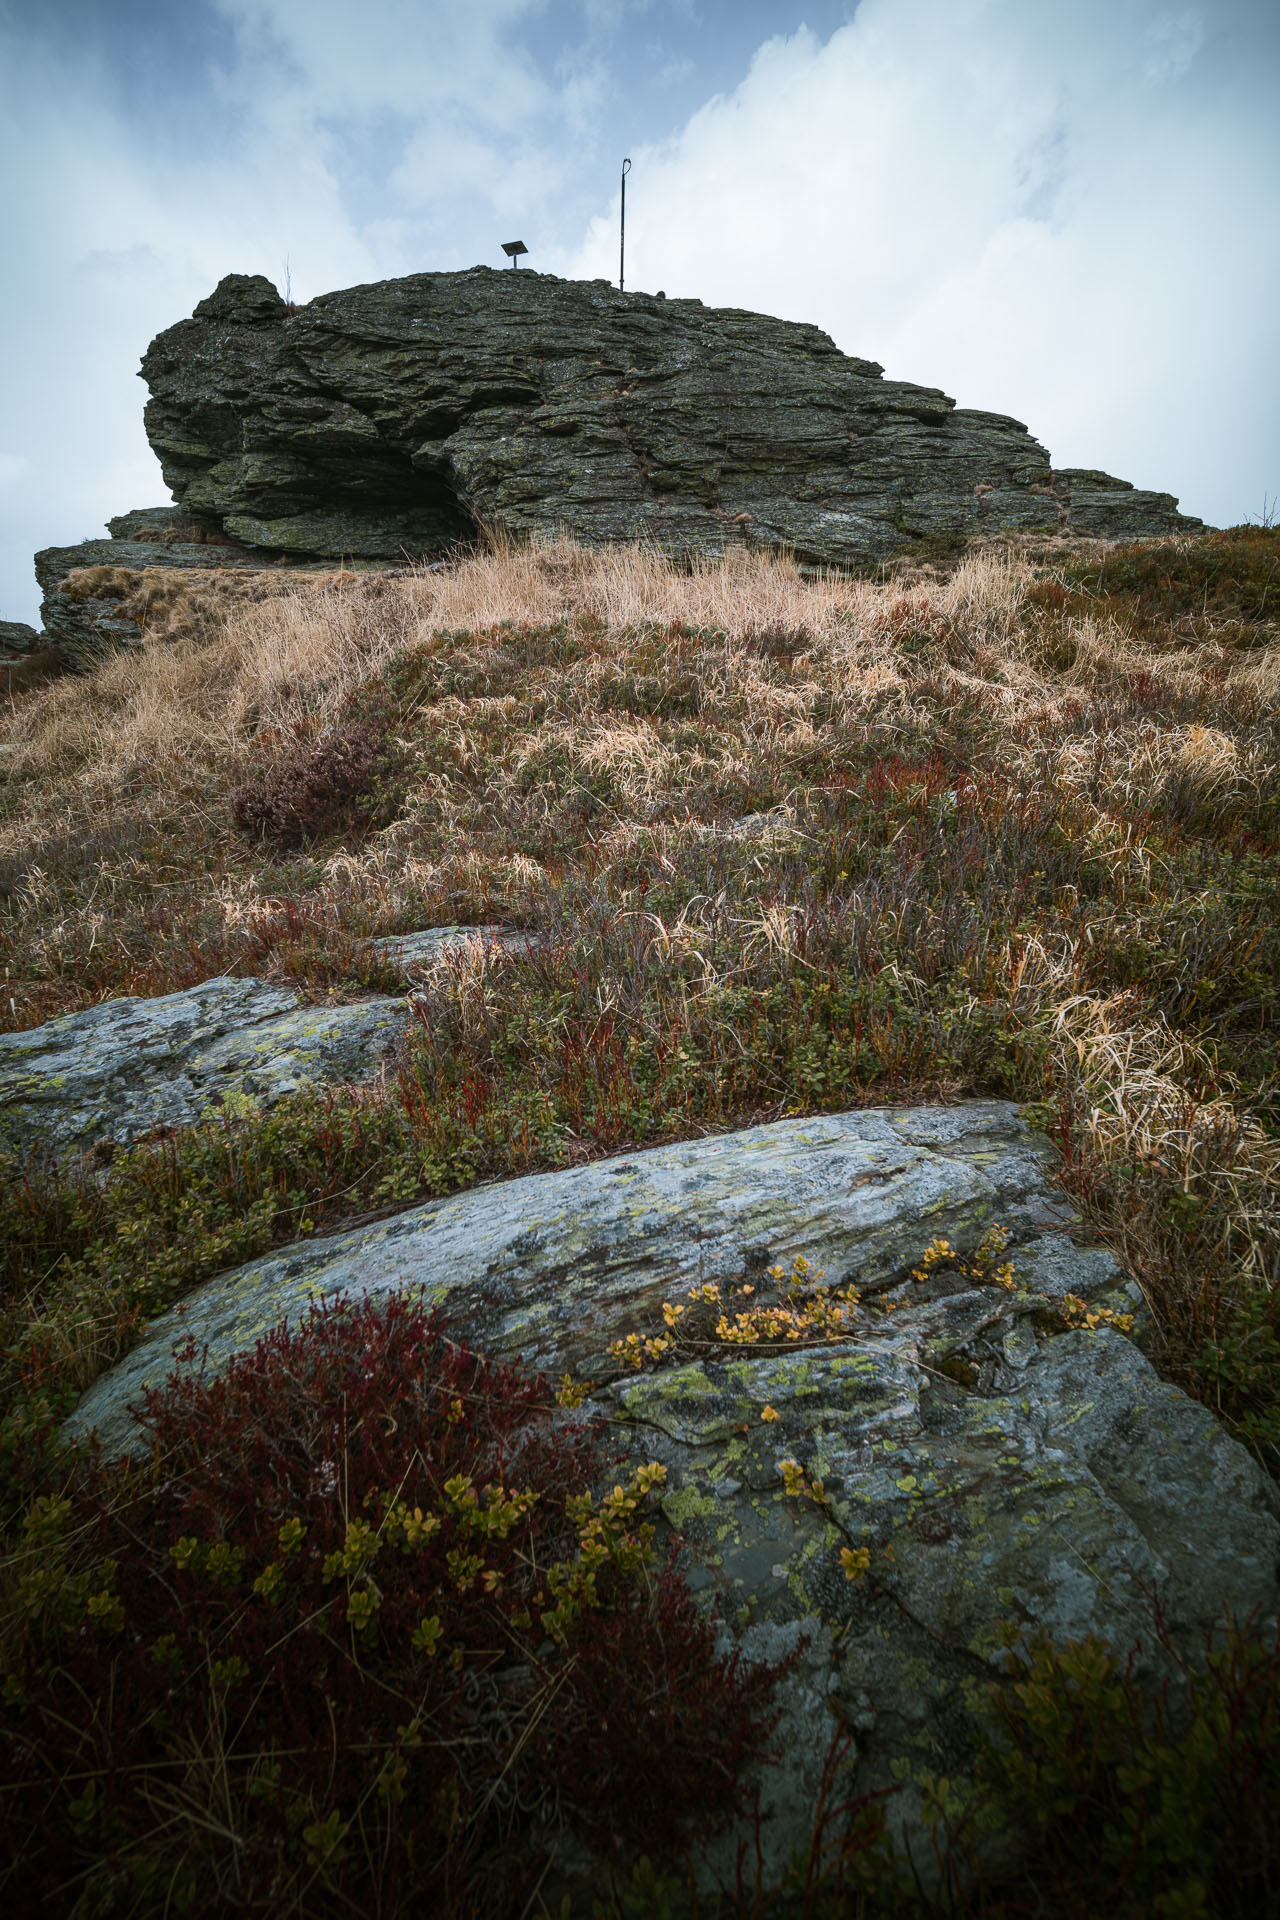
[0,1296,790,1917]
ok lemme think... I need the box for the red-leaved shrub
[229,720,404,847]
[0,1298,790,1917]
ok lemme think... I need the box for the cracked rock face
[65,1100,1279,1889]
[139,270,1203,571]
[0,975,413,1161]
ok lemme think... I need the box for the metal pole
[620,157,631,292]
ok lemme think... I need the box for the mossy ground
[1,528,1278,1912]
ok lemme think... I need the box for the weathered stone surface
[105,506,198,541]
[64,1100,1279,1891]
[139,270,1204,572]
[365,924,535,978]
[0,975,412,1160]
[1053,468,1195,542]
[0,618,41,655]
[66,1103,1082,1447]
[33,519,320,665]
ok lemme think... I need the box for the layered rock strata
[139,269,1203,571]
[0,619,40,656]
[32,509,323,667]
[66,1101,1278,1889]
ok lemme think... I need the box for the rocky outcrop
[32,510,324,667]
[139,269,1204,571]
[0,975,413,1161]
[65,1101,1278,1889]
[0,619,41,656]
[0,934,530,1161]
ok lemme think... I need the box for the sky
[1,0,1277,627]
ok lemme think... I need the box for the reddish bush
[0,1299,789,1918]
[229,720,404,847]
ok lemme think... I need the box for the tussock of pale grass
[1,574,417,796]
[988,927,1280,1373]
[0,539,917,805]
[404,535,888,640]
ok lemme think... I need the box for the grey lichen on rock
[362,923,535,979]
[0,974,413,1162]
[138,268,1204,574]
[62,1097,1279,1893]
[66,1100,1084,1452]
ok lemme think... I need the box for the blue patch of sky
[9,2,862,220]
[432,2,866,271]
[3,0,246,149]
[515,2,861,146]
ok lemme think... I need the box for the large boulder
[65,1101,1278,1890]
[139,270,1204,571]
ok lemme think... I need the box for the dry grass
[2,537,1093,799]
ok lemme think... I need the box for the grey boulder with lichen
[0,974,413,1162]
[64,1099,1278,1892]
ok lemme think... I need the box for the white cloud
[0,1,586,622]
[555,0,1279,529]
[1142,8,1207,83]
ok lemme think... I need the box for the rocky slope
[140,269,1202,572]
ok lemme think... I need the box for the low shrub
[1061,523,1280,630]
[229,719,404,847]
[935,1614,1280,1919]
[555,1611,1280,1918]
[0,1298,791,1918]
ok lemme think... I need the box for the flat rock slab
[0,975,412,1161]
[365,924,535,976]
[63,1100,1280,1892]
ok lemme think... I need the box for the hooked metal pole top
[620,158,631,293]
